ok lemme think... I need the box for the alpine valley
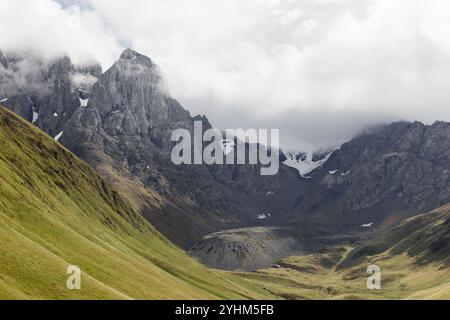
[0,48,449,299]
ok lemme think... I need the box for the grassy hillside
[237,205,450,299]
[1,105,448,300]
[0,107,273,300]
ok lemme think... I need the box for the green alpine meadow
[1,106,449,300]
[0,107,271,299]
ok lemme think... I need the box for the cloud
[0,0,121,66]
[3,0,450,149]
[0,55,51,98]
[70,72,98,89]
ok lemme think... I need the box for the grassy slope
[1,105,448,300]
[237,206,450,299]
[0,107,273,300]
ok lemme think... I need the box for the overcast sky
[2,0,450,150]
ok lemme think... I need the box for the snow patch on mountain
[79,98,89,107]
[32,108,38,124]
[257,213,271,220]
[283,150,334,177]
[361,222,374,228]
[54,131,63,141]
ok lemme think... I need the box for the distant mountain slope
[191,120,450,270]
[285,121,450,232]
[0,106,272,299]
[237,203,450,299]
[337,203,450,270]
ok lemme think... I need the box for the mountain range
[1,47,450,299]
[1,48,299,249]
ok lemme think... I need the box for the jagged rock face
[0,51,101,137]
[289,121,450,230]
[93,49,173,132]
[33,56,80,136]
[63,50,196,180]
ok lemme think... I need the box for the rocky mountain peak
[120,48,137,59]
[89,49,170,127]
[117,48,158,73]
[119,48,152,62]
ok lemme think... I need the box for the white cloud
[3,0,450,149]
[275,8,304,26]
[0,0,121,66]
[70,72,98,89]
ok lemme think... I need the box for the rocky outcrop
[188,227,313,271]
[188,225,369,271]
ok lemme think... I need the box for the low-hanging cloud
[0,55,51,98]
[70,72,98,89]
[2,0,450,149]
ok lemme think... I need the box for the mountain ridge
[1,45,450,298]
[3,47,450,256]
